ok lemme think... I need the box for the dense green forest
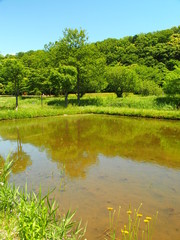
[0,26,180,106]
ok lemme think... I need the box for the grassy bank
[0,94,179,120]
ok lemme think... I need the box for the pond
[0,115,180,239]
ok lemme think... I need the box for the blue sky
[0,0,180,55]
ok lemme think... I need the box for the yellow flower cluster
[121,229,129,235]
[144,216,152,223]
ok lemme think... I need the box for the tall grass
[0,156,86,239]
[0,94,179,120]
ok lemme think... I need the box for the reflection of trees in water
[0,116,180,178]
[46,119,98,178]
[11,128,32,174]
[0,128,32,174]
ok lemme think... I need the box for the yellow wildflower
[124,230,129,235]
[107,207,113,211]
[146,216,152,221]
[144,219,149,223]
[127,210,132,215]
[137,213,143,218]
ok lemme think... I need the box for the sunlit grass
[0,94,179,120]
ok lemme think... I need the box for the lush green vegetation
[0,156,86,239]
[0,94,179,120]
[0,26,180,111]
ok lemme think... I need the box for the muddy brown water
[0,115,180,239]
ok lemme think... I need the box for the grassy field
[0,93,179,120]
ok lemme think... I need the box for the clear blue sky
[0,0,180,55]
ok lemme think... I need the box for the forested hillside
[0,26,180,102]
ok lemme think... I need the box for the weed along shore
[0,157,86,239]
[0,94,180,121]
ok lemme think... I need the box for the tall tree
[49,28,106,104]
[58,65,77,107]
[52,28,88,104]
[106,66,138,97]
[2,59,24,109]
[48,68,62,96]
[163,66,180,95]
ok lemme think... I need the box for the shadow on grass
[47,98,103,107]
[155,96,180,110]
[0,106,15,110]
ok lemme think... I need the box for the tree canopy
[0,26,180,105]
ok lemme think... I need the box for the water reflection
[0,127,32,173]
[10,129,32,174]
[0,115,180,240]
[0,115,179,176]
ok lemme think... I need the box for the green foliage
[106,66,138,97]
[18,50,50,69]
[0,183,18,212]
[163,78,180,95]
[163,67,180,95]
[49,29,106,103]
[135,79,163,96]
[0,26,180,107]
[0,83,4,94]
[1,59,24,94]
[0,154,13,184]
[58,65,77,106]
[0,59,24,109]
[156,96,180,110]
[97,26,180,69]
[49,68,62,96]
[61,28,88,49]
[0,156,19,212]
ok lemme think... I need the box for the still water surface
[0,115,180,239]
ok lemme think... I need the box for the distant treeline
[0,26,180,104]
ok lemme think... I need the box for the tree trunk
[16,94,18,110]
[77,67,80,106]
[41,94,43,107]
[15,79,19,110]
[116,89,123,98]
[65,92,68,108]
